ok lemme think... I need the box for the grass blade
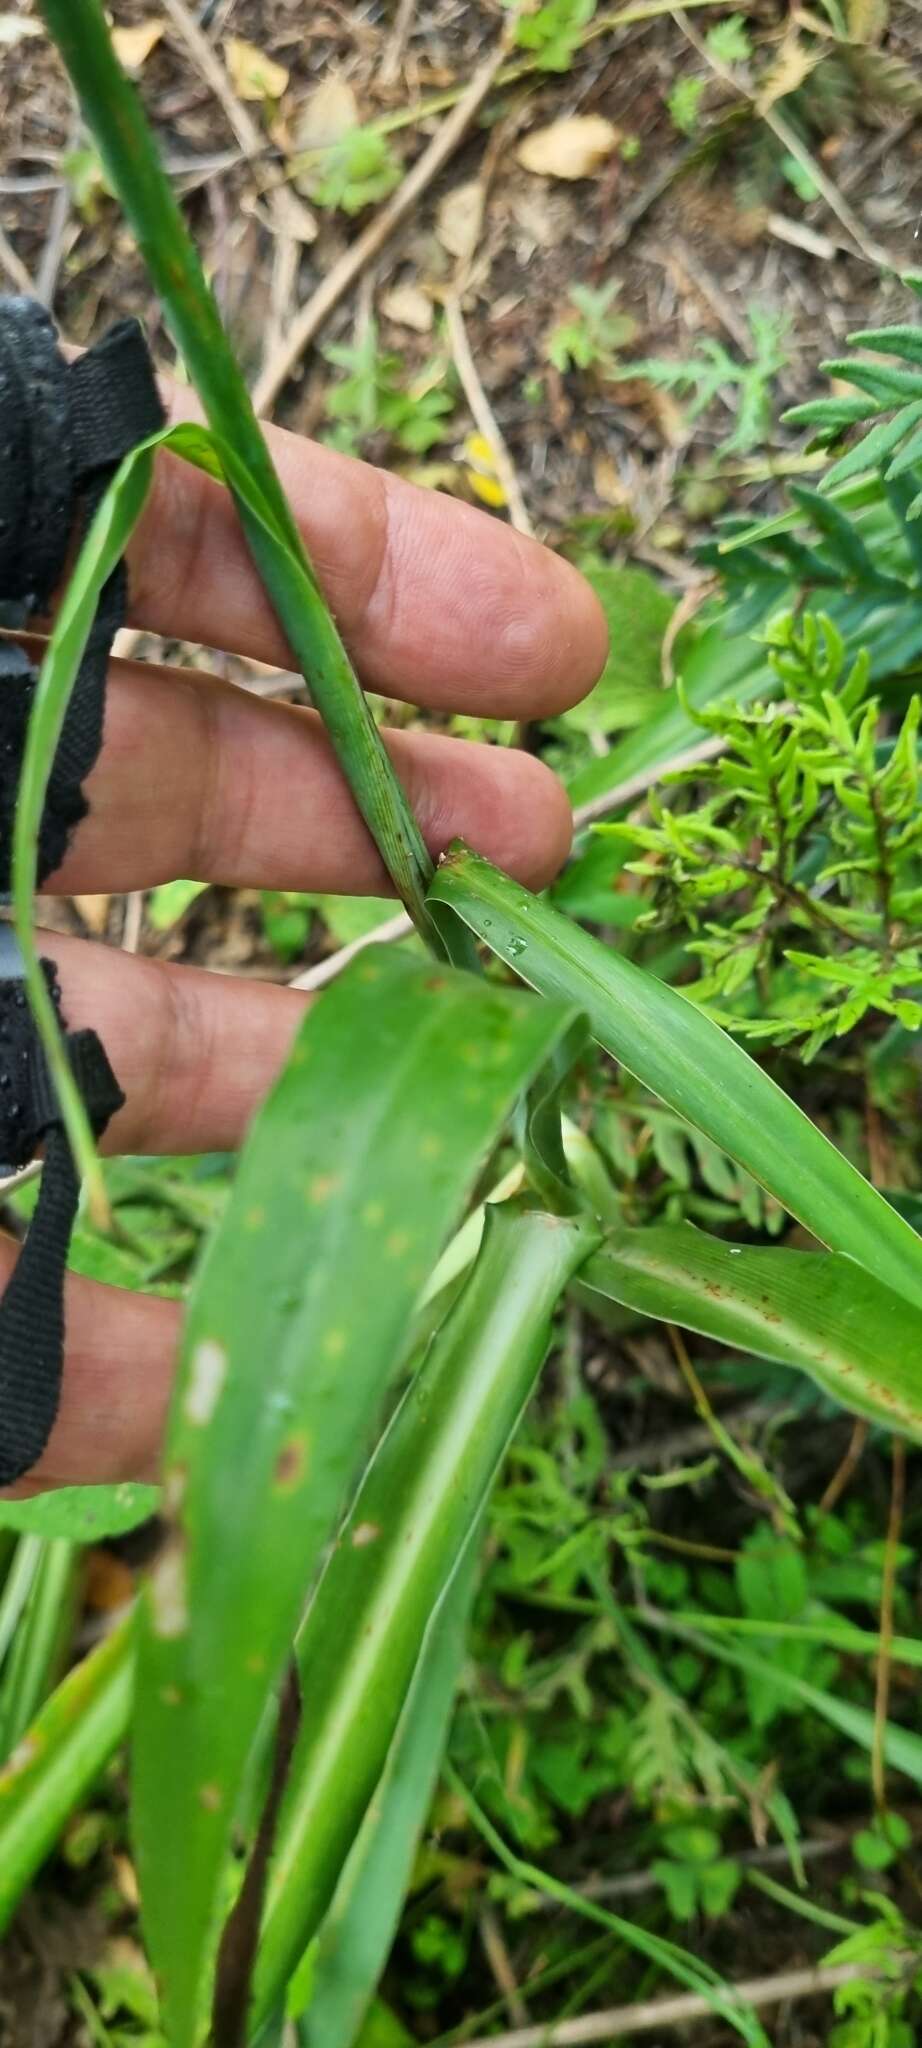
[578,1224,922,1440]
[296,1545,480,2048]
[640,1609,922,1786]
[133,956,585,2045]
[0,1616,134,1931]
[39,0,440,941]
[428,848,922,1310]
[251,1202,598,2029]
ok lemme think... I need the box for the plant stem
[38,0,443,950]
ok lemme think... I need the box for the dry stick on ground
[444,293,535,538]
[480,1906,531,2030]
[158,0,312,243]
[818,1415,870,1516]
[0,223,34,294]
[379,0,419,89]
[672,8,899,270]
[252,40,509,415]
[459,1960,898,2048]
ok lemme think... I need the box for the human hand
[5,385,606,1493]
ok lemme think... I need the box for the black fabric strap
[0,298,162,1482]
[0,964,124,1486]
[0,300,164,888]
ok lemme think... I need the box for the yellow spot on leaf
[362,1200,385,1228]
[351,1521,381,1547]
[386,1231,412,1258]
[419,1134,444,1160]
[307,1174,342,1205]
[159,1684,183,1708]
[199,1783,222,1812]
[323,1328,347,1358]
[245,1206,266,1230]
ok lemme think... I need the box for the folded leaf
[578,1222,922,1440]
[428,848,922,1311]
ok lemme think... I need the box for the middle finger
[45,657,572,897]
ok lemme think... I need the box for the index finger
[126,380,608,718]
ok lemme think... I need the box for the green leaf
[560,566,674,736]
[428,849,922,1312]
[0,1617,134,1932]
[566,621,773,819]
[295,1546,479,2045]
[132,953,584,2046]
[642,1611,922,1787]
[822,400,922,491]
[0,1485,159,1541]
[576,1222,922,1439]
[253,1201,597,2029]
[848,323,922,367]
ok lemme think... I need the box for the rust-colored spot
[274,1433,309,1492]
[199,1783,222,1812]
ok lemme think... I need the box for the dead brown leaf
[517,115,618,181]
[754,33,821,113]
[380,282,434,332]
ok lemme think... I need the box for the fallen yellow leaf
[112,19,165,69]
[462,435,508,508]
[517,115,618,181]
[225,36,289,103]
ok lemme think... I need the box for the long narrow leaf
[295,1546,480,2048]
[0,1616,134,1930]
[641,1610,922,1786]
[251,1202,598,2029]
[578,1223,922,1440]
[133,958,585,2045]
[428,848,922,1310]
[40,0,439,940]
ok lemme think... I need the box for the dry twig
[459,1959,893,2047]
[444,293,534,538]
[252,42,508,415]
[672,8,898,270]
[0,223,33,295]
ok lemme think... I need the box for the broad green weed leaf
[133,955,585,2045]
[428,849,922,1312]
[0,1485,159,1541]
[578,1222,922,1439]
